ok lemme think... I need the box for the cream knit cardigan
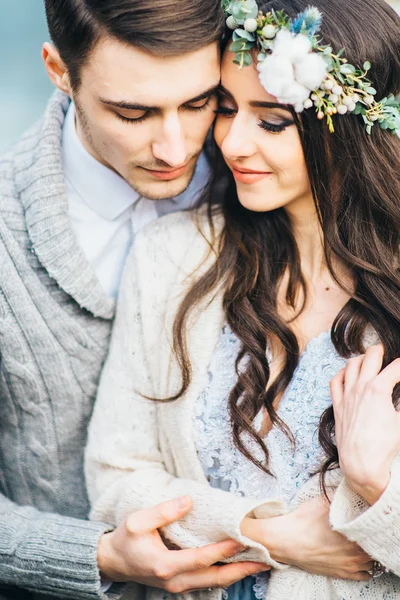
[85,209,400,600]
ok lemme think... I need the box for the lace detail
[193,325,347,599]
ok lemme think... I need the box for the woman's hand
[331,345,400,505]
[241,496,373,580]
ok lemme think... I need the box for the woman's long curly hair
[166,0,400,482]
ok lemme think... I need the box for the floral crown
[222,0,400,135]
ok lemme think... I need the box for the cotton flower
[295,53,328,90]
[273,29,311,63]
[257,29,327,111]
[258,55,310,105]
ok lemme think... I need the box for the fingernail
[176,496,191,510]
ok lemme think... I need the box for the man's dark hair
[44,0,225,89]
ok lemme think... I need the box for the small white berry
[337,105,348,115]
[262,24,277,39]
[226,15,239,30]
[370,115,379,122]
[332,85,343,96]
[303,98,313,109]
[342,96,352,106]
[320,82,326,90]
[364,95,374,105]
[244,18,258,32]
[324,80,334,91]
[352,94,360,104]
[311,93,319,101]
[317,111,325,120]
[328,94,339,104]
[295,103,305,113]
[347,101,356,112]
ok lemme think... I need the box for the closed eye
[259,119,294,133]
[214,106,237,118]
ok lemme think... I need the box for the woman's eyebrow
[249,101,291,112]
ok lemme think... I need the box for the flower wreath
[222,0,400,135]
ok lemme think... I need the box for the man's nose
[152,113,187,167]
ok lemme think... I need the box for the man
[0,1,265,598]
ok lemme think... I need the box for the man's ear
[42,42,72,96]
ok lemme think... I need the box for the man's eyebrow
[218,85,234,99]
[99,84,220,112]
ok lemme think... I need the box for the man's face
[71,38,220,200]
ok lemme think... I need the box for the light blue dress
[192,325,347,600]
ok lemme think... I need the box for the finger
[330,368,345,409]
[126,496,193,534]
[162,539,246,577]
[358,345,384,384]
[375,358,400,391]
[169,562,269,593]
[344,356,365,393]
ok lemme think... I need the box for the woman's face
[214,49,313,214]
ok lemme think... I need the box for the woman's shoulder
[134,205,224,265]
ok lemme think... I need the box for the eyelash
[214,107,292,133]
[115,96,213,124]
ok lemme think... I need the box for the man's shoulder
[0,91,69,202]
[0,120,43,197]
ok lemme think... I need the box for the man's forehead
[85,36,220,107]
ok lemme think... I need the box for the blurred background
[0,0,399,151]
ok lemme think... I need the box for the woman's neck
[285,196,327,282]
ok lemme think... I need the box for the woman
[85,0,400,598]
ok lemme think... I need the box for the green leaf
[366,87,377,95]
[363,61,371,71]
[229,39,254,52]
[322,55,334,71]
[340,64,356,75]
[366,124,372,134]
[233,29,256,42]
[336,48,345,57]
[323,46,333,55]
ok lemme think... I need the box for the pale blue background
[0,1,53,151]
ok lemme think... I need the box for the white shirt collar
[62,102,140,221]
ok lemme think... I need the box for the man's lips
[142,164,188,181]
[231,164,273,184]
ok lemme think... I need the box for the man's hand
[97,496,268,594]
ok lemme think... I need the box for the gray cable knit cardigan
[0,91,121,599]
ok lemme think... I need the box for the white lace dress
[192,325,347,600]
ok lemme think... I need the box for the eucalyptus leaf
[234,29,256,41]
[340,64,356,75]
[363,61,371,71]
[229,39,254,52]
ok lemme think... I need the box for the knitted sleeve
[85,219,287,570]
[0,493,113,598]
[330,454,400,576]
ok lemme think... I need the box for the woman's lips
[231,165,272,184]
